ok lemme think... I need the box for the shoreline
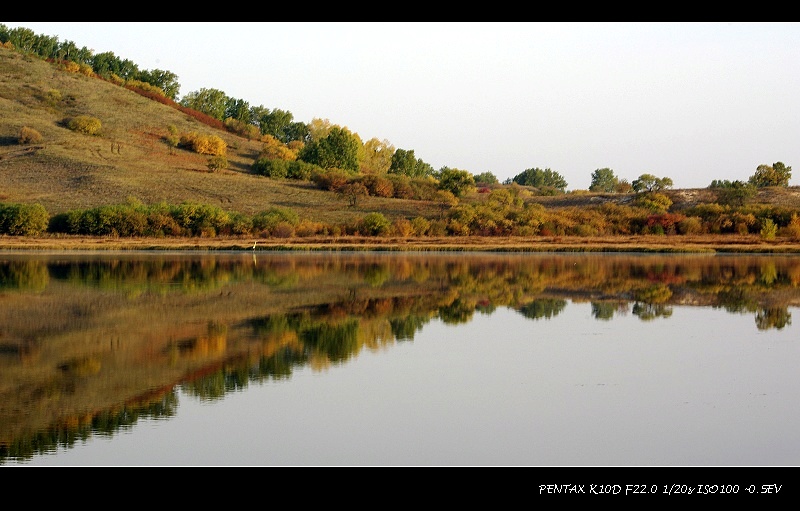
[2,234,800,253]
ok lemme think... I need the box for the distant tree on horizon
[589,167,619,193]
[749,162,792,188]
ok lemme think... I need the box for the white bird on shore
[252,241,257,250]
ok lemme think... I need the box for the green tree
[710,180,756,206]
[258,108,295,142]
[511,167,568,192]
[360,212,391,236]
[437,167,476,197]
[298,126,360,172]
[517,299,567,320]
[137,68,181,100]
[749,162,792,187]
[473,171,499,185]
[91,51,139,80]
[632,173,673,193]
[224,97,251,124]
[388,148,434,178]
[180,88,230,120]
[589,168,619,192]
[283,122,310,144]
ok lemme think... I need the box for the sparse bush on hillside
[634,192,672,213]
[58,60,80,73]
[124,79,165,97]
[359,174,394,198]
[179,131,226,156]
[45,88,62,106]
[311,168,351,191]
[18,126,42,145]
[107,73,126,86]
[339,181,369,208]
[66,115,102,136]
[207,155,228,172]
[224,117,260,140]
[253,158,289,178]
[164,124,180,153]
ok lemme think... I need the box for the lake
[1,250,799,468]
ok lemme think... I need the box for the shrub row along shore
[3,234,800,253]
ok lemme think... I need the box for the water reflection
[1,251,798,465]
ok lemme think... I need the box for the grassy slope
[0,47,440,225]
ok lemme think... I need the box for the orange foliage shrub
[18,126,42,144]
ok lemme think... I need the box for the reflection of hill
[1,252,799,462]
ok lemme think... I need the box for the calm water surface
[1,251,798,466]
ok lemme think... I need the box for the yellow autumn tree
[360,138,395,174]
[258,134,298,161]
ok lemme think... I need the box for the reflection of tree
[390,315,429,341]
[517,298,567,320]
[363,264,391,287]
[755,307,792,330]
[591,301,628,320]
[437,298,475,325]
[1,391,178,464]
[6,253,800,463]
[300,319,360,363]
[632,302,673,321]
[759,263,778,286]
[0,260,48,291]
[714,288,758,314]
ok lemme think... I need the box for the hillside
[2,45,800,238]
[0,47,440,225]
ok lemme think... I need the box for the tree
[749,162,792,187]
[137,68,181,100]
[339,182,369,208]
[258,108,295,142]
[180,88,230,120]
[511,167,568,192]
[360,212,391,236]
[307,118,333,142]
[589,168,619,192]
[283,122,310,144]
[709,179,756,206]
[91,51,139,80]
[473,171,499,185]
[361,138,395,174]
[298,126,360,172]
[632,174,673,193]
[434,190,459,218]
[437,167,476,198]
[224,97,251,124]
[388,148,434,178]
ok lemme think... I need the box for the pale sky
[6,21,800,189]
